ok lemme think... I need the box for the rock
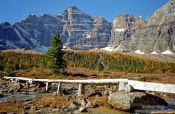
[108,91,168,111]
[67,102,79,112]
[103,90,110,96]
[8,82,21,93]
[73,107,87,113]
[79,107,87,112]
[30,106,37,112]
[51,108,59,112]
[87,89,102,97]
[77,98,86,107]
[24,105,31,110]
[85,101,96,108]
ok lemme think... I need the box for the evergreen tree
[96,59,104,71]
[47,32,66,74]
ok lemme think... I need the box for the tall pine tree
[47,32,66,74]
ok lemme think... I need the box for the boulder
[77,98,86,107]
[67,102,79,112]
[8,82,21,93]
[108,91,168,111]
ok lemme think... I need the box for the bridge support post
[45,82,49,91]
[57,82,62,94]
[28,80,33,84]
[119,82,125,91]
[77,83,83,96]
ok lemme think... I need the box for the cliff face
[109,0,175,53]
[76,17,112,49]
[59,6,112,49]
[109,14,143,52]
[129,0,175,53]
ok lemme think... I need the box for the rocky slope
[0,0,174,53]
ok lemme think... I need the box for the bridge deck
[4,76,175,94]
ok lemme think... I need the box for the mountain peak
[68,6,79,10]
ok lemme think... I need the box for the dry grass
[33,95,72,109]
[0,100,23,113]
[14,67,175,84]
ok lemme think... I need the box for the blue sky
[0,0,168,24]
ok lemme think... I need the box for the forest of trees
[0,50,175,74]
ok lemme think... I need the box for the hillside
[0,50,175,74]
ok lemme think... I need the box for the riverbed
[0,92,175,114]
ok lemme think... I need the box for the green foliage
[47,32,66,74]
[96,59,104,71]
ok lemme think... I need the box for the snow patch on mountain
[102,47,114,52]
[151,51,158,55]
[134,50,145,54]
[114,28,125,32]
[161,50,174,55]
[86,34,91,38]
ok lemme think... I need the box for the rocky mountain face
[0,6,111,50]
[130,0,175,53]
[109,0,175,53]
[109,14,144,52]
[0,0,174,53]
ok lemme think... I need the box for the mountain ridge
[0,1,175,54]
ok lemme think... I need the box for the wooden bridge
[4,76,175,95]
